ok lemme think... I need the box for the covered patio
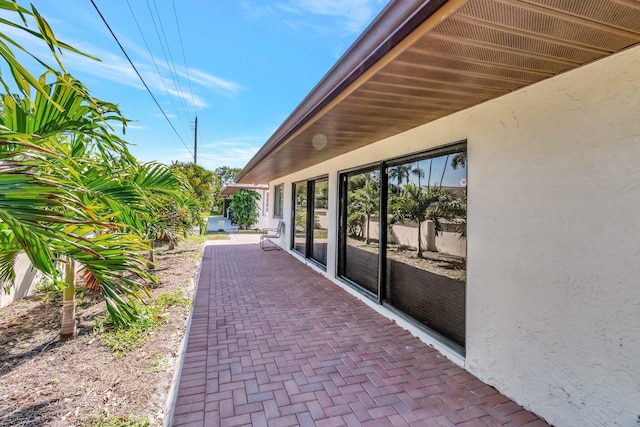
[170,237,547,426]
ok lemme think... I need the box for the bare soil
[348,238,466,282]
[0,239,206,427]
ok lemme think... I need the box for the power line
[89,0,193,157]
[125,0,191,138]
[171,0,196,110]
[151,0,192,119]
[144,0,191,131]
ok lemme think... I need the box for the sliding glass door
[291,177,328,268]
[338,168,380,296]
[338,143,467,348]
[292,181,307,254]
[310,178,328,266]
[386,149,467,347]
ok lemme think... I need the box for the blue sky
[5,1,388,172]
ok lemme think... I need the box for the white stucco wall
[255,189,271,230]
[266,45,640,426]
[462,46,640,427]
[0,253,41,309]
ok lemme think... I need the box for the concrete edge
[163,242,208,427]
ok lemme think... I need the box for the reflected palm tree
[439,154,450,187]
[412,162,424,188]
[348,181,379,244]
[451,152,467,170]
[389,184,448,258]
[389,164,412,193]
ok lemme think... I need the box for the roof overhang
[219,183,268,198]
[237,0,640,184]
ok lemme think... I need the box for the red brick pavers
[172,242,548,427]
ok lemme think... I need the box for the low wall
[365,220,466,258]
[0,253,41,309]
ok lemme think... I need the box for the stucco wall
[0,253,41,309]
[266,44,640,426]
[462,46,640,427]
[255,189,271,230]
[388,222,466,258]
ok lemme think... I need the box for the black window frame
[290,176,329,270]
[337,140,467,351]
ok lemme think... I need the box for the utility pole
[193,115,198,165]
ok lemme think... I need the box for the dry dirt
[349,238,466,282]
[0,239,208,427]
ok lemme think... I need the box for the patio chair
[260,220,284,250]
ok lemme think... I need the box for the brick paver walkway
[171,240,548,426]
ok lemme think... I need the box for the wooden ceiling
[237,0,640,184]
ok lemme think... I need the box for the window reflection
[293,181,307,254]
[340,169,380,295]
[386,150,467,346]
[310,179,328,266]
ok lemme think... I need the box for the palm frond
[0,248,19,291]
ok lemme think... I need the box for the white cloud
[0,11,240,110]
[293,0,386,32]
[143,134,263,171]
[196,147,260,171]
[244,0,387,34]
[196,135,266,170]
[180,69,242,99]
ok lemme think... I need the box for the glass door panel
[310,179,328,266]
[339,169,380,295]
[385,151,467,347]
[292,181,307,254]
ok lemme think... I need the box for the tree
[348,181,379,244]
[214,166,241,187]
[0,5,183,338]
[389,184,448,258]
[0,1,98,108]
[229,190,259,230]
[412,162,424,188]
[451,152,467,170]
[171,162,215,233]
[389,164,412,194]
[212,166,241,213]
[439,154,450,187]
[172,162,215,210]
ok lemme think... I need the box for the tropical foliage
[0,2,197,338]
[345,154,467,257]
[212,166,241,213]
[347,180,379,244]
[171,161,216,234]
[229,189,259,230]
[389,183,450,258]
[214,166,241,187]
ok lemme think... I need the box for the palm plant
[0,73,184,335]
[412,162,424,188]
[389,164,412,194]
[389,183,449,258]
[348,181,379,244]
[0,136,157,333]
[0,3,194,337]
[439,154,450,187]
[451,152,467,170]
[0,1,98,108]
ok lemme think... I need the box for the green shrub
[95,290,191,358]
[83,414,151,427]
